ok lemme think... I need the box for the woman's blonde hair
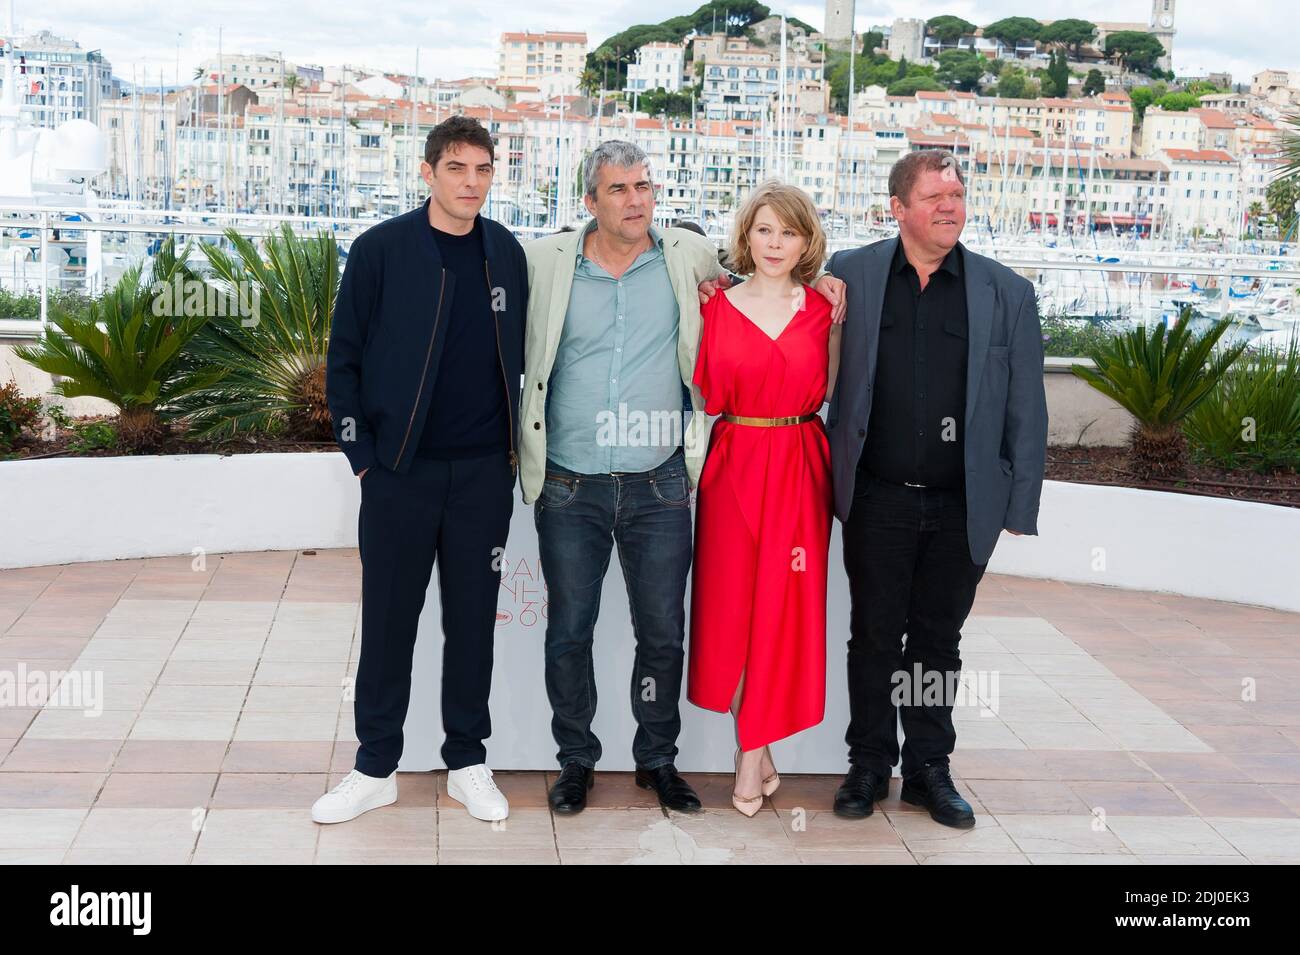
[728,179,826,285]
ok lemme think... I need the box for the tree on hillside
[1183,80,1223,98]
[983,16,1043,52]
[1083,68,1106,96]
[1041,48,1071,97]
[936,49,986,92]
[1129,84,1167,119]
[888,75,946,96]
[927,15,977,44]
[1155,91,1201,111]
[639,86,699,118]
[1105,31,1165,75]
[997,67,1030,99]
[827,47,895,111]
[1039,19,1097,59]
[858,30,885,55]
[586,2,773,90]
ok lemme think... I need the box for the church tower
[1150,0,1177,73]
[824,0,855,48]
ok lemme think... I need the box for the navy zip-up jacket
[326,199,528,477]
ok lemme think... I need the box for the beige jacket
[519,226,726,504]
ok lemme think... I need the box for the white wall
[5,452,1293,611]
[5,451,1296,772]
[0,453,357,568]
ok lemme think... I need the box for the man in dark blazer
[826,149,1048,828]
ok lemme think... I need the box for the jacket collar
[574,217,665,265]
[407,196,501,262]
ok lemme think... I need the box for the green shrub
[0,380,43,451]
[67,420,118,453]
[0,288,95,322]
[1040,313,1123,357]
[1184,338,1300,472]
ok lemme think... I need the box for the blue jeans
[535,449,693,770]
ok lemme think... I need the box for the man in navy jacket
[316,116,527,825]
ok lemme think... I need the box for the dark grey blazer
[826,236,1049,565]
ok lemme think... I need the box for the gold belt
[721,413,818,427]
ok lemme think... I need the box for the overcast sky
[26,1,1296,88]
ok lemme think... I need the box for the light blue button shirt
[546,219,685,475]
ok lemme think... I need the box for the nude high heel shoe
[761,744,780,797]
[732,748,763,818]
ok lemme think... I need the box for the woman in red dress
[688,181,842,816]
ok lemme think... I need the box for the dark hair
[888,150,964,205]
[672,219,706,236]
[424,115,495,168]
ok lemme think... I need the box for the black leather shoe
[900,762,975,829]
[548,762,595,814]
[833,765,890,818]
[635,764,702,812]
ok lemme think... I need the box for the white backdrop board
[398,497,862,774]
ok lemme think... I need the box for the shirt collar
[575,218,664,265]
[892,238,963,278]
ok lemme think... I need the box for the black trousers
[841,469,988,779]
[353,450,514,777]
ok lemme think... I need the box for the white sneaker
[446,764,510,821]
[311,769,398,824]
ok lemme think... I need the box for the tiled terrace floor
[2,550,1299,864]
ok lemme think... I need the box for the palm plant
[173,225,338,440]
[14,238,219,452]
[1247,201,1264,237]
[1071,309,1248,478]
[1278,112,1300,182]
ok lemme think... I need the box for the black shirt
[859,240,969,489]
[418,217,510,458]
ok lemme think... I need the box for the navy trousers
[353,450,514,777]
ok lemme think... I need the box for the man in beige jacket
[519,141,726,814]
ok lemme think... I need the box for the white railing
[3,204,1299,334]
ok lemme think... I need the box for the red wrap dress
[687,284,834,750]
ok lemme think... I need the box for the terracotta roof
[1164,148,1236,162]
[500,31,587,43]
[1192,108,1235,129]
[976,150,1167,173]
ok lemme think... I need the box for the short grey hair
[583,140,652,199]
[888,149,965,205]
